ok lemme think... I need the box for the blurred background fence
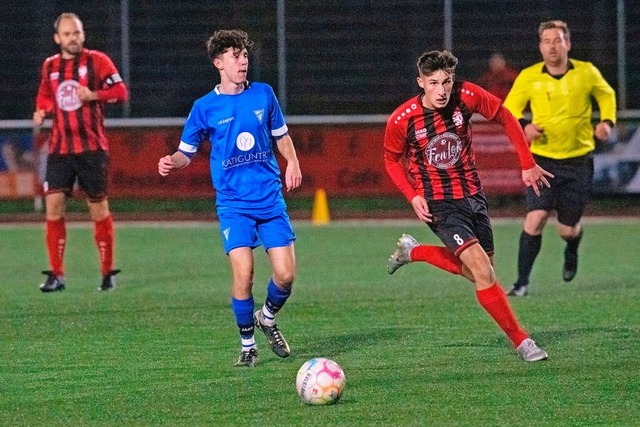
[1,0,639,212]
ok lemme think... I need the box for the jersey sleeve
[462,81,534,170]
[492,106,535,170]
[503,71,529,120]
[178,102,208,158]
[35,59,55,113]
[383,114,417,202]
[266,85,288,138]
[461,81,502,120]
[94,52,128,104]
[589,63,617,124]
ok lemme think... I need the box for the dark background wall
[1,0,638,119]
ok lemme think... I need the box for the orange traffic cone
[312,188,330,225]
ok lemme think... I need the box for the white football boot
[387,234,419,275]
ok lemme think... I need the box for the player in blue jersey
[158,29,302,368]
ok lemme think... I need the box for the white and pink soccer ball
[296,357,346,405]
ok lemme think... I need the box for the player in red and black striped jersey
[33,13,128,293]
[384,50,553,362]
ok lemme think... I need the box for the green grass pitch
[1,219,638,425]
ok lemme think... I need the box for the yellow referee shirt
[504,59,616,159]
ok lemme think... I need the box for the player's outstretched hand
[522,165,554,197]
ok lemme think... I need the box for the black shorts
[44,151,110,201]
[526,154,593,226]
[427,192,494,257]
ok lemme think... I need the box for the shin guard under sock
[232,296,256,349]
[94,215,114,276]
[476,283,528,347]
[46,218,66,276]
[411,245,463,275]
[516,232,542,287]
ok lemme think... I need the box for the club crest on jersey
[236,132,255,151]
[56,80,82,112]
[253,109,264,123]
[425,131,462,169]
[78,66,88,78]
[453,110,464,127]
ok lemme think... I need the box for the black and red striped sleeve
[383,114,417,202]
[493,106,535,170]
[463,81,535,170]
[35,58,55,114]
[94,51,128,104]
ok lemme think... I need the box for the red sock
[94,215,114,276]
[476,283,528,347]
[46,218,66,276]
[411,245,463,275]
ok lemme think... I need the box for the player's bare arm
[521,165,554,197]
[158,151,191,176]
[275,134,302,192]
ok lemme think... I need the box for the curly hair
[206,29,254,61]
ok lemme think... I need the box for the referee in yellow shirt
[504,20,616,297]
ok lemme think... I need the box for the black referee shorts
[526,153,593,226]
[44,151,110,202]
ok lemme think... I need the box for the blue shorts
[217,209,296,254]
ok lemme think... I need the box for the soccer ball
[296,357,346,405]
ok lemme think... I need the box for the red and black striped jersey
[35,48,128,155]
[384,81,534,201]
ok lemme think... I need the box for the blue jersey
[179,82,289,213]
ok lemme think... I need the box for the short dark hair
[206,29,254,61]
[538,20,570,41]
[417,50,458,77]
[54,12,81,33]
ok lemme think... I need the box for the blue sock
[264,278,291,317]
[231,296,255,344]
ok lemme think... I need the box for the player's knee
[466,262,495,286]
[557,222,580,240]
[273,272,295,290]
[232,279,254,298]
[559,229,578,241]
[88,198,109,220]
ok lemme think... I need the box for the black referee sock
[564,227,583,253]
[516,231,542,287]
